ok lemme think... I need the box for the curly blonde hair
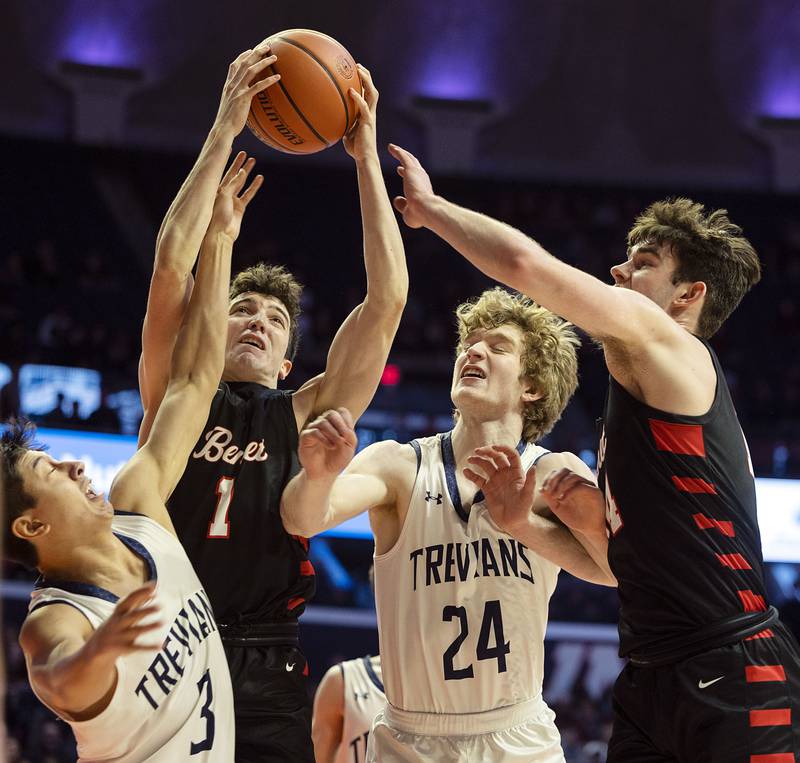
[455,288,580,442]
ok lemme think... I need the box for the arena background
[2,2,800,761]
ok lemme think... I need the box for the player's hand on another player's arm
[208,151,264,242]
[540,467,607,537]
[213,43,281,138]
[388,143,437,229]
[343,65,379,162]
[298,408,358,481]
[464,444,538,535]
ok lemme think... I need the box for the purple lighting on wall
[760,55,800,118]
[62,17,135,69]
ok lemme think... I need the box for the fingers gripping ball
[247,29,362,155]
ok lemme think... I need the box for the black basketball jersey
[167,382,314,625]
[597,340,768,657]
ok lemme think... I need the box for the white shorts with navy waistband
[365,695,565,763]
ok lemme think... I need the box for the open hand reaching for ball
[343,65,379,161]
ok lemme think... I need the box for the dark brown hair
[627,198,761,337]
[1,419,42,568]
[229,263,304,361]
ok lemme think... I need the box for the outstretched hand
[214,43,281,137]
[464,444,537,534]
[342,65,379,161]
[210,151,263,241]
[87,583,163,659]
[387,144,436,229]
[540,467,607,536]
[298,408,358,480]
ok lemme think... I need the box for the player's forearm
[572,528,615,585]
[169,228,233,390]
[155,125,235,272]
[32,642,117,714]
[510,515,615,586]
[355,154,408,314]
[280,471,339,537]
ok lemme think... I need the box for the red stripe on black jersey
[749,755,796,763]
[749,708,792,727]
[739,590,768,612]
[300,560,315,576]
[746,629,775,640]
[745,665,787,682]
[716,553,752,570]
[648,419,706,456]
[693,513,735,537]
[672,476,717,494]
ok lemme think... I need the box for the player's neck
[40,532,144,588]
[221,368,276,388]
[450,416,523,467]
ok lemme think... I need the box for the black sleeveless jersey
[167,382,314,625]
[597,341,768,657]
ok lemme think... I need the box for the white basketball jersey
[28,512,234,762]
[374,433,560,715]
[335,656,385,763]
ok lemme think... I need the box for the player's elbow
[280,502,320,538]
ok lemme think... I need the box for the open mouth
[460,366,486,380]
[239,334,265,351]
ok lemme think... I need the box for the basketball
[247,29,361,155]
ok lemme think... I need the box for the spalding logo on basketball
[247,29,362,155]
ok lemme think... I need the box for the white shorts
[365,696,565,763]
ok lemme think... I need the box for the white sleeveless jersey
[334,655,385,763]
[374,433,560,715]
[28,512,234,762]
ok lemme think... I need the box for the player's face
[451,324,532,417]
[13,451,113,542]
[610,243,683,311]
[224,292,293,384]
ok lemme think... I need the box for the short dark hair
[627,198,761,338]
[229,263,303,361]
[1,419,42,568]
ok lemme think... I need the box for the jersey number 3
[207,477,235,539]
[443,600,510,680]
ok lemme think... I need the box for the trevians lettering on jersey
[409,537,535,591]
[192,425,269,464]
[135,589,217,710]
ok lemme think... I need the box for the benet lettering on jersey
[409,538,535,591]
[192,426,269,464]
[134,589,217,710]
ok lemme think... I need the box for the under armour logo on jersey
[354,690,369,701]
[425,491,443,504]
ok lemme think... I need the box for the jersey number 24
[443,600,510,680]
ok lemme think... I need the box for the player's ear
[12,513,50,542]
[674,280,706,307]
[521,379,544,403]
[278,358,293,380]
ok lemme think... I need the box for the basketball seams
[271,73,329,148]
[277,34,353,134]
[246,113,307,154]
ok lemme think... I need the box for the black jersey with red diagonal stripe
[166,382,315,625]
[597,340,767,657]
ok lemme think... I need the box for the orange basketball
[247,29,361,155]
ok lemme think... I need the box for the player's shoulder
[20,601,93,654]
[535,449,594,479]
[355,439,418,476]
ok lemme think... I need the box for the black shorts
[608,622,800,762]
[224,641,314,763]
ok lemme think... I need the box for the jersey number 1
[207,477,235,538]
[443,600,510,680]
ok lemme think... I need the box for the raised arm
[139,45,280,441]
[387,144,679,348]
[292,67,408,430]
[20,584,161,719]
[464,445,614,586]
[280,409,409,539]
[113,161,263,529]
